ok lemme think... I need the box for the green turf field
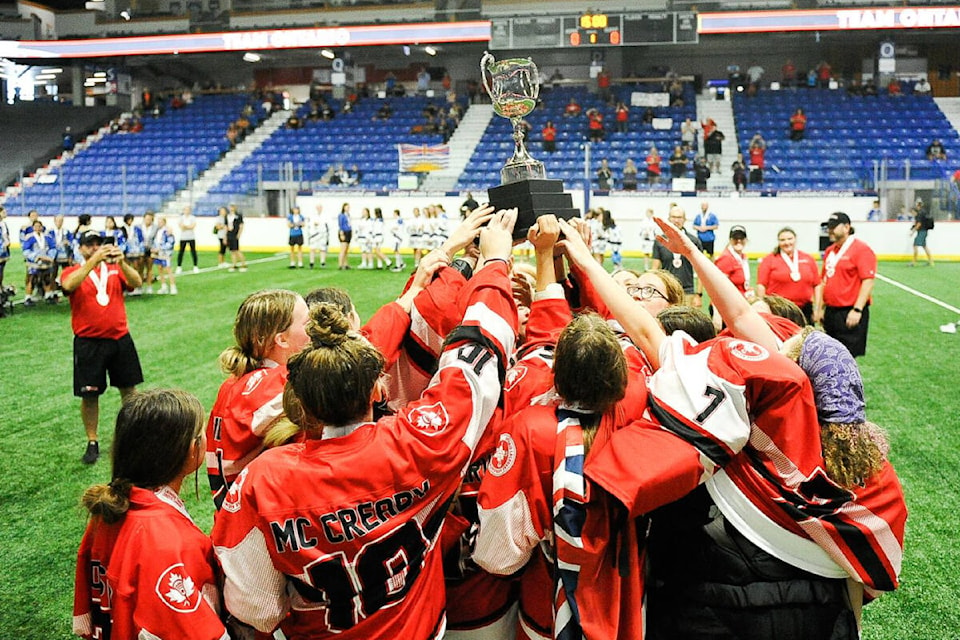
[0,251,958,639]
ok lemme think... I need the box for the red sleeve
[854,242,878,281]
[521,297,572,353]
[360,301,411,369]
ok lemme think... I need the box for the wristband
[852,307,862,313]
[484,257,509,267]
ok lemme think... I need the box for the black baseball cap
[729,225,747,239]
[825,212,851,227]
[78,229,104,245]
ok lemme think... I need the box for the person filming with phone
[61,229,144,465]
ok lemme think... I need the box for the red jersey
[646,154,661,175]
[73,486,228,640]
[790,113,807,131]
[714,248,750,294]
[63,263,132,339]
[615,105,629,123]
[821,237,876,307]
[757,250,821,307]
[588,113,603,131]
[749,146,765,168]
[542,125,556,142]
[212,263,517,639]
[206,361,287,511]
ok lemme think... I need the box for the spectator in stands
[863,78,878,96]
[806,69,818,89]
[846,78,864,96]
[417,68,431,94]
[694,156,711,191]
[887,78,903,97]
[914,76,932,95]
[63,127,75,152]
[598,68,612,103]
[747,62,765,93]
[681,117,698,152]
[749,140,766,184]
[374,102,393,121]
[596,158,614,190]
[564,97,582,118]
[789,107,807,141]
[927,138,947,160]
[385,71,397,95]
[782,58,797,88]
[346,164,362,186]
[732,153,748,191]
[614,101,629,133]
[587,108,605,142]
[668,79,685,106]
[286,113,302,129]
[704,126,726,174]
[321,101,335,121]
[548,68,564,90]
[701,116,717,141]
[642,107,656,126]
[646,146,662,185]
[817,60,833,87]
[541,120,557,153]
[669,145,688,179]
[622,158,639,191]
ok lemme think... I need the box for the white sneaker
[941,322,958,334]
[158,285,169,294]
[131,287,142,296]
[145,285,154,294]
[193,266,199,273]
[175,266,183,274]
[170,286,178,295]
[239,267,248,272]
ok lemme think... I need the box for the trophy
[480,52,579,238]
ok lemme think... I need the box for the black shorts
[218,238,228,255]
[289,235,304,246]
[339,230,353,243]
[227,235,240,251]
[701,240,715,255]
[823,304,870,357]
[74,333,144,397]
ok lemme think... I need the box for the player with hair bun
[212,208,519,639]
[205,288,310,511]
[73,388,228,640]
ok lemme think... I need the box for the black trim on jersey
[402,333,439,376]
[744,450,896,591]
[444,324,507,387]
[648,396,733,467]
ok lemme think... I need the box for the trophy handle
[527,59,541,102]
[480,51,495,100]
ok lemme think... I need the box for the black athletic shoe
[82,441,100,464]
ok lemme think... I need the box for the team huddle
[72,206,906,640]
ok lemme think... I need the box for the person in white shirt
[176,205,198,274]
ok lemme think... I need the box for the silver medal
[672,256,682,269]
[790,272,801,282]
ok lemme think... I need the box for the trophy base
[487,179,580,240]
[501,160,547,185]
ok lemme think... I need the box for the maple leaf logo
[156,564,201,612]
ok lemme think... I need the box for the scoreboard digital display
[491,12,698,49]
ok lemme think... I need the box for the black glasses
[627,285,668,301]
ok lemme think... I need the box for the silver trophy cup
[480,52,547,184]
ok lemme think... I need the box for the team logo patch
[222,467,248,514]
[504,364,528,392]
[488,433,517,477]
[728,340,769,362]
[407,402,450,435]
[242,369,268,395]
[156,564,201,613]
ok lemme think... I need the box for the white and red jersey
[212,263,517,639]
[63,262,134,339]
[384,266,468,409]
[206,361,287,511]
[73,486,228,640]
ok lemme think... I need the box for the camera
[0,285,16,318]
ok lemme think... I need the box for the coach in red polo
[814,212,877,357]
[61,229,144,464]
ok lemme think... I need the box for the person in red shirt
[789,107,807,141]
[645,146,662,185]
[748,142,766,184]
[597,68,612,103]
[756,226,822,324]
[61,229,144,464]
[563,97,581,118]
[782,58,797,88]
[815,212,876,357]
[586,108,604,142]
[73,388,229,640]
[615,101,629,133]
[541,119,557,153]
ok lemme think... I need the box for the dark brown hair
[658,306,717,342]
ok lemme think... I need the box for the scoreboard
[490,12,698,49]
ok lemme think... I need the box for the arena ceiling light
[320,48,335,59]
[242,52,261,63]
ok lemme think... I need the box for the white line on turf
[876,273,960,315]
